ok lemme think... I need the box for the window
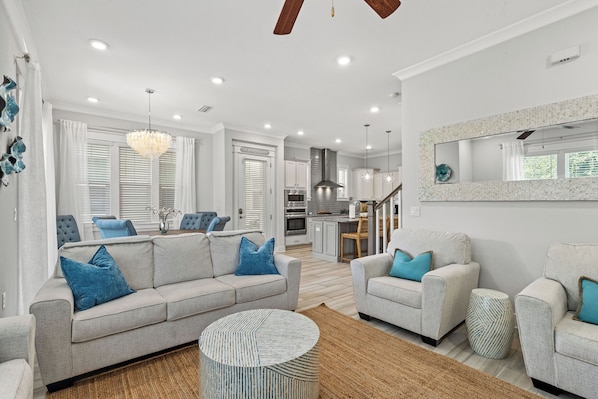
[88,143,111,216]
[337,166,349,200]
[86,137,175,224]
[566,150,598,178]
[523,154,557,180]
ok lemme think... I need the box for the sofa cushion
[555,311,598,367]
[57,236,155,290]
[71,288,166,343]
[368,276,422,308]
[209,230,265,277]
[60,246,136,311]
[545,243,598,311]
[153,234,214,287]
[156,279,235,321]
[574,276,598,325]
[386,229,471,269]
[235,237,279,276]
[0,359,32,399]
[389,249,433,282]
[217,274,287,304]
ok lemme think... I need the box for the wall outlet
[1,292,6,310]
[410,206,421,217]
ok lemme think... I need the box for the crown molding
[393,0,598,81]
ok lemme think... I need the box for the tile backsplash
[308,148,349,215]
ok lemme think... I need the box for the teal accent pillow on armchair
[389,248,433,282]
[235,237,279,276]
[574,276,598,325]
[60,245,135,311]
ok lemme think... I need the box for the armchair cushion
[368,276,422,308]
[60,245,135,311]
[573,276,598,325]
[555,312,598,367]
[389,248,433,282]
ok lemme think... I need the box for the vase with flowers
[148,206,181,234]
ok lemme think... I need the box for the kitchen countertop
[308,215,359,223]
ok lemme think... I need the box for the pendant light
[385,130,394,183]
[362,124,372,181]
[126,89,171,159]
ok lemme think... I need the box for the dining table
[145,229,205,236]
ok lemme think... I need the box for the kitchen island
[309,215,360,262]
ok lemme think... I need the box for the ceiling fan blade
[274,0,305,35]
[363,0,401,19]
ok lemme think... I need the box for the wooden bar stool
[340,217,368,263]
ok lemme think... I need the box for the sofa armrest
[0,314,36,368]
[273,253,302,310]
[515,277,566,386]
[29,277,75,387]
[421,262,480,340]
[350,253,394,314]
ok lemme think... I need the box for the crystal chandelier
[126,89,171,159]
[362,124,372,181]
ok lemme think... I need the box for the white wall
[400,7,598,300]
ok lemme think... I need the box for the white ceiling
[20,0,574,157]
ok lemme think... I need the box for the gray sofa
[30,230,301,392]
[0,314,36,399]
[351,229,480,346]
[515,243,598,398]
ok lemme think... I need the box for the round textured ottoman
[466,288,515,359]
[199,309,320,398]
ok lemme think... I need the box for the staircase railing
[367,184,402,256]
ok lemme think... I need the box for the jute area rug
[47,304,540,398]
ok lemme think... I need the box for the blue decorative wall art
[0,75,19,132]
[0,75,25,187]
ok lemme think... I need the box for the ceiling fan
[274,0,402,35]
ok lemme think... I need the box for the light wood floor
[34,245,580,398]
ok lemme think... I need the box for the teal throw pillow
[389,248,433,282]
[235,237,279,276]
[60,245,135,311]
[573,276,598,325]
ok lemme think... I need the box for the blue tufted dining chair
[92,217,137,239]
[206,216,230,232]
[56,215,81,248]
[179,213,202,230]
[196,212,218,231]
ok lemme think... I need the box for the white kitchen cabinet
[351,168,375,200]
[306,218,314,243]
[312,220,323,254]
[323,221,338,258]
[285,161,308,189]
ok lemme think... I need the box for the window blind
[159,150,176,209]
[88,143,111,217]
[119,147,152,222]
[566,150,598,178]
[243,158,267,231]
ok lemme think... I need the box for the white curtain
[174,136,196,227]
[57,120,92,240]
[42,102,57,276]
[502,141,525,181]
[17,61,48,314]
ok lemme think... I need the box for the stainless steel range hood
[314,148,343,189]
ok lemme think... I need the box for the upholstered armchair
[351,229,480,346]
[56,215,81,249]
[92,217,137,238]
[515,243,598,398]
[206,216,230,232]
[0,314,36,399]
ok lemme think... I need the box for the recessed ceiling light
[173,114,182,120]
[89,39,109,51]
[337,56,351,66]
[264,123,272,129]
[335,139,341,143]
[370,106,380,113]
[297,130,305,136]
[87,97,99,103]
[211,77,225,85]
[366,145,372,150]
